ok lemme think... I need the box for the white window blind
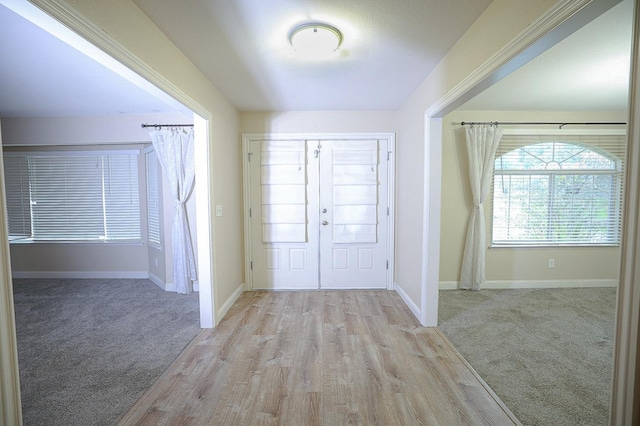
[3,156,31,240]
[146,150,161,247]
[3,150,141,242]
[492,134,626,246]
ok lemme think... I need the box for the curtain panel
[149,127,197,294]
[459,125,503,290]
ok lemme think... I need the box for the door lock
[322,208,327,213]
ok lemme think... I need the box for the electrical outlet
[548,259,555,268]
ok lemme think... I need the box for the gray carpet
[12,278,200,426]
[438,287,616,426]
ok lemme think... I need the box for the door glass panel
[332,224,377,243]
[260,141,307,243]
[333,205,377,224]
[333,185,376,204]
[330,143,379,244]
[332,165,377,185]
[262,184,305,204]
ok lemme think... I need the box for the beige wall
[60,0,243,312]
[240,111,398,134]
[9,243,148,276]
[396,0,558,319]
[0,113,188,145]
[441,109,625,284]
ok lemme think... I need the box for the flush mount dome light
[289,23,342,56]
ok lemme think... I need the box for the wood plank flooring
[118,291,520,425]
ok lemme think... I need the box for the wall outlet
[215,204,223,217]
[548,259,555,268]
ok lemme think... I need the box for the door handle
[322,208,327,213]
[322,220,329,226]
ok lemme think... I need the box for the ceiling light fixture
[289,23,342,57]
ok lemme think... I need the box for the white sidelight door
[245,135,393,290]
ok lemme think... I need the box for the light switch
[215,204,223,217]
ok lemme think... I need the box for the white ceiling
[131,0,493,111]
[0,0,633,117]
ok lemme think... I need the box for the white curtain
[149,127,197,294]
[459,125,503,290]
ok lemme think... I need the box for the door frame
[242,133,396,291]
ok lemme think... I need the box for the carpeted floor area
[438,287,616,426]
[12,278,200,426]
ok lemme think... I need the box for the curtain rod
[141,123,194,129]
[460,121,626,129]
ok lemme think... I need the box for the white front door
[318,139,389,289]
[248,139,319,289]
[246,135,392,290]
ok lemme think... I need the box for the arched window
[492,141,623,245]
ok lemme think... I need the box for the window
[492,134,625,246]
[146,150,161,247]
[3,149,141,242]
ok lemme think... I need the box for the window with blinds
[146,150,161,247]
[3,150,141,242]
[492,134,626,246]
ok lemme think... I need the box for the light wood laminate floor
[118,291,520,425]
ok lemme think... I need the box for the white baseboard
[439,279,618,290]
[148,272,165,290]
[394,281,421,321]
[217,283,245,321]
[14,272,204,294]
[11,271,149,279]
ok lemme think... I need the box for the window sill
[9,239,145,246]
[490,243,620,249]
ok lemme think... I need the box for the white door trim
[242,133,395,291]
[0,118,22,426]
[611,0,640,422]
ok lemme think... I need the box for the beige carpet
[13,278,200,426]
[438,287,616,426]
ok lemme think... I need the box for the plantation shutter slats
[492,134,626,246]
[3,151,141,242]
